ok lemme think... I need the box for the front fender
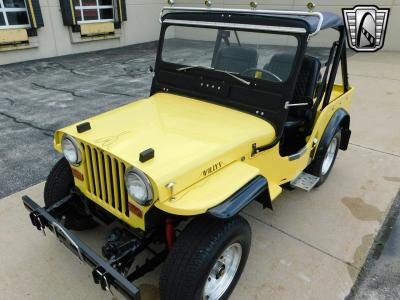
[208,175,270,218]
[154,161,264,216]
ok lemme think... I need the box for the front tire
[307,129,341,186]
[44,157,97,231]
[159,215,251,300]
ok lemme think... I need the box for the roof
[161,7,344,36]
[300,12,343,31]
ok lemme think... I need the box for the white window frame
[0,0,31,29]
[74,0,114,24]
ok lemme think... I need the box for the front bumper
[22,195,141,300]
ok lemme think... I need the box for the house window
[0,0,31,28]
[73,0,114,24]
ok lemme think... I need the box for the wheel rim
[321,137,338,176]
[203,243,242,300]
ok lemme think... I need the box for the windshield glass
[162,25,299,83]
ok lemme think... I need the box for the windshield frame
[159,23,302,86]
[151,12,310,137]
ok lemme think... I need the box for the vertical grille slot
[80,141,130,218]
[120,163,129,217]
[97,150,107,202]
[84,145,95,195]
[117,160,125,214]
[104,154,113,207]
[112,158,121,212]
[91,147,100,198]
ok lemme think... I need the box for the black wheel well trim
[207,175,272,219]
[315,108,351,160]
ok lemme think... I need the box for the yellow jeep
[23,5,353,300]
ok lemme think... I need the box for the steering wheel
[242,68,283,82]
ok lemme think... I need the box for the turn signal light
[71,168,84,181]
[128,202,143,218]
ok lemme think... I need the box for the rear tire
[44,158,97,231]
[307,129,341,186]
[159,215,251,300]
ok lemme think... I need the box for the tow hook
[92,267,113,294]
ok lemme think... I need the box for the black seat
[214,46,258,74]
[285,55,321,128]
[263,53,295,82]
[263,54,321,128]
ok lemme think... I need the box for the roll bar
[159,6,324,36]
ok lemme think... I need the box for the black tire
[307,129,341,186]
[44,158,97,231]
[159,215,251,300]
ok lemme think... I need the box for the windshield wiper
[176,65,213,72]
[176,65,250,86]
[220,70,250,86]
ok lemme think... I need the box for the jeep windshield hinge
[251,135,281,156]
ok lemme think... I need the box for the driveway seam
[350,143,400,158]
[242,212,360,271]
[349,73,400,82]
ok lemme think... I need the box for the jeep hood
[55,93,276,202]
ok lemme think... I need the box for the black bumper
[22,195,141,300]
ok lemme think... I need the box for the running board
[290,172,320,191]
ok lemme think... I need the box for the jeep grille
[81,142,129,218]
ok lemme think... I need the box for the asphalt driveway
[0,42,157,199]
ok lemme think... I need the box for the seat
[214,46,258,74]
[285,55,321,128]
[263,53,295,82]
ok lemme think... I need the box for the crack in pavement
[31,82,84,98]
[112,73,146,79]
[350,143,400,158]
[51,62,97,77]
[0,97,15,105]
[0,111,54,137]
[95,89,136,98]
[242,211,360,271]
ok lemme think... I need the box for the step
[290,172,320,192]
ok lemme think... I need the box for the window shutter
[26,0,44,28]
[59,0,77,26]
[115,0,127,24]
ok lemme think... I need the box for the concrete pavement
[0,49,399,299]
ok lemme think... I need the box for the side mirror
[149,65,154,73]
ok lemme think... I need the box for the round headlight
[125,168,153,206]
[61,135,81,165]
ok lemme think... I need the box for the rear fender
[154,161,271,216]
